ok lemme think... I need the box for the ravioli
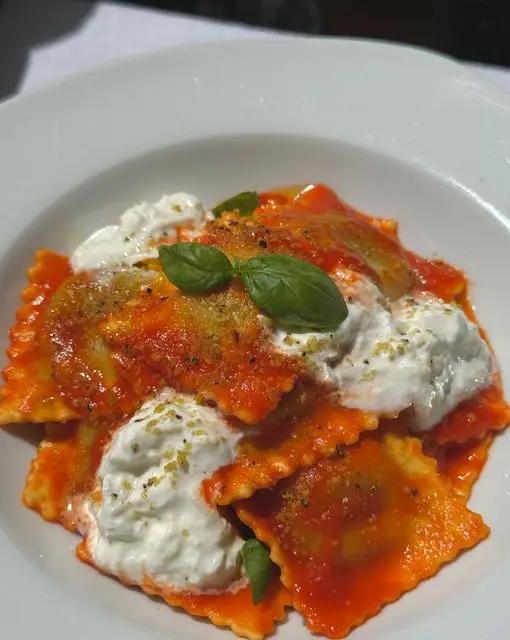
[78,539,290,640]
[140,576,290,640]
[204,383,378,505]
[235,435,488,638]
[0,252,162,424]
[41,268,162,419]
[101,275,300,424]
[255,184,415,300]
[23,419,114,530]
[0,251,76,424]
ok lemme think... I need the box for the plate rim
[2,36,510,111]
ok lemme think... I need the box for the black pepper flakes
[258,239,268,248]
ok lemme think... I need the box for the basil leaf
[240,539,271,604]
[158,244,348,332]
[240,254,348,332]
[158,243,233,293]
[212,191,259,218]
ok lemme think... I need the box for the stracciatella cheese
[272,279,493,431]
[71,193,206,271]
[80,389,244,592]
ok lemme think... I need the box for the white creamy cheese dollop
[71,193,206,272]
[273,287,493,431]
[81,389,243,592]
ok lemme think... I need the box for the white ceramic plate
[1,38,510,640]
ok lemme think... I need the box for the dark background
[1,0,509,100]
[125,0,510,66]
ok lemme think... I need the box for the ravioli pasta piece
[204,385,378,505]
[102,277,299,424]
[235,435,488,639]
[0,251,160,424]
[143,577,289,640]
[432,381,510,444]
[23,419,113,531]
[41,268,161,419]
[202,184,414,297]
[200,210,380,284]
[0,251,77,424]
[76,543,290,640]
[254,184,414,300]
[23,423,78,527]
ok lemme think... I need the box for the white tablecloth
[1,0,510,98]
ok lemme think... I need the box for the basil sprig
[212,191,259,218]
[240,539,272,604]
[158,243,348,332]
[158,243,233,293]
